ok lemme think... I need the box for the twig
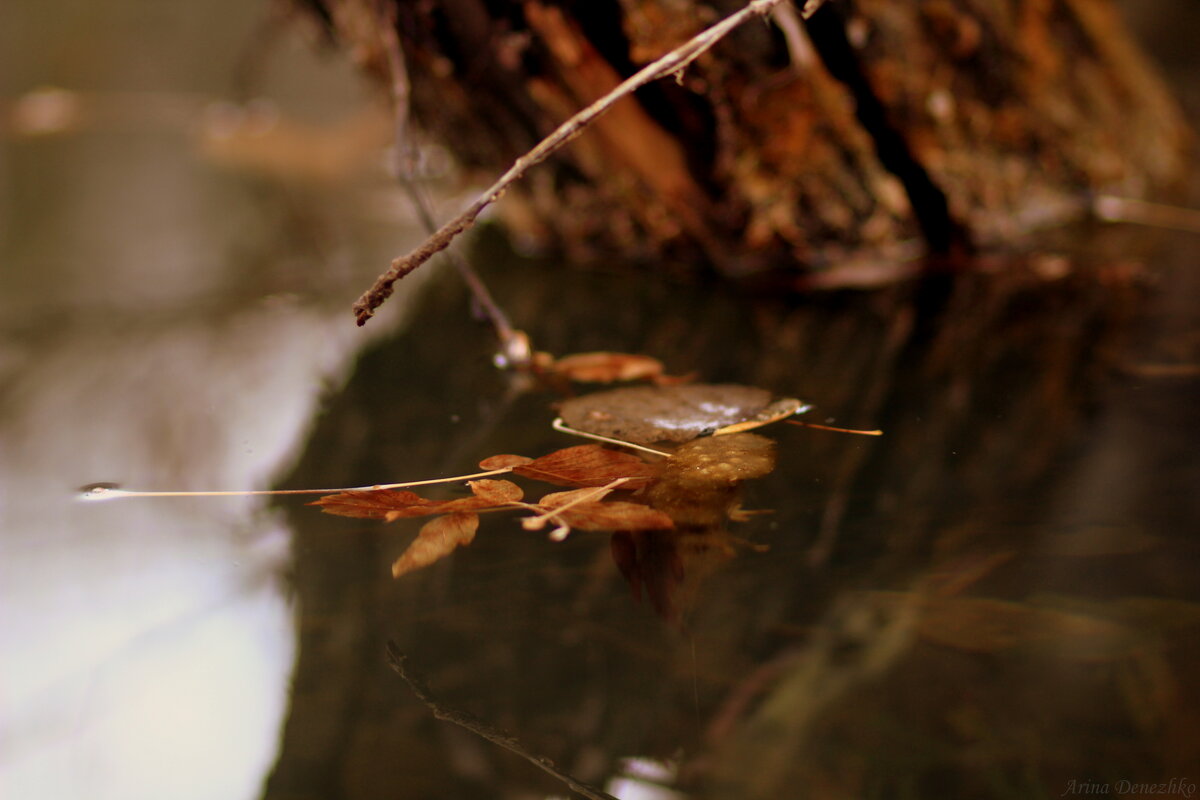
[551,417,672,457]
[772,1,818,70]
[374,1,532,366]
[353,0,814,326]
[385,642,620,800]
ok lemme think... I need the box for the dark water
[268,223,1200,800]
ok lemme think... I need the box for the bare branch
[372,1,532,364]
[353,0,799,325]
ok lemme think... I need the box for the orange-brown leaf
[514,444,659,488]
[391,513,479,577]
[549,352,666,383]
[478,454,534,470]
[556,501,675,531]
[468,478,524,503]
[309,487,500,521]
[309,489,439,519]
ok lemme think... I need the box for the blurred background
[2,1,1197,799]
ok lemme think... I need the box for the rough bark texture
[295,0,1188,279]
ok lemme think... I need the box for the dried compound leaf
[514,444,659,488]
[382,494,496,521]
[310,487,503,521]
[310,489,440,519]
[468,478,524,503]
[478,454,534,470]
[391,513,479,577]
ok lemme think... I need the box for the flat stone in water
[558,384,776,444]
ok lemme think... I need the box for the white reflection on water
[0,0,437,794]
[0,14,437,800]
[0,305,375,800]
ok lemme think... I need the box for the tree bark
[293,0,1188,281]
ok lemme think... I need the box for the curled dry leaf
[392,512,479,577]
[512,444,660,488]
[478,454,534,470]
[543,351,678,384]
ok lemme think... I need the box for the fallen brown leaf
[513,444,660,488]
[392,513,479,577]
[478,454,534,470]
[309,489,438,519]
[309,488,501,521]
[546,351,668,383]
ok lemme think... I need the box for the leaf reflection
[613,433,778,623]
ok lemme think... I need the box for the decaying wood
[294,0,1189,321]
[345,0,818,324]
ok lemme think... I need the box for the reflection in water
[266,228,1199,799]
[619,433,778,621]
[0,2,432,797]
[0,303,376,799]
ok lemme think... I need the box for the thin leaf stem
[76,467,516,502]
[374,0,531,365]
[551,418,672,456]
[784,420,883,436]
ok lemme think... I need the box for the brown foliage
[310,478,524,521]
[312,417,779,585]
[536,351,690,384]
[391,513,479,578]
[507,444,660,488]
